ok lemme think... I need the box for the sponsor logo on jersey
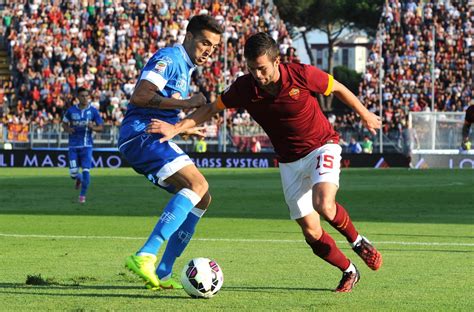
[155,60,168,73]
[289,88,300,100]
[132,120,146,132]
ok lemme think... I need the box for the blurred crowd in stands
[351,0,472,149]
[0,0,294,148]
[0,0,471,152]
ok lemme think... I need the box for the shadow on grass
[374,233,474,239]
[0,283,332,297]
[224,285,332,293]
[0,282,136,290]
[0,290,187,299]
[378,248,474,253]
[0,283,188,299]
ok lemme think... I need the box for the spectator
[348,136,363,154]
[401,117,420,167]
[361,135,373,154]
[250,136,261,153]
[194,136,207,153]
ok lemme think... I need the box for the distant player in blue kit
[118,15,223,290]
[62,87,104,203]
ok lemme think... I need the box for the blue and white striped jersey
[63,104,103,147]
[118,44,196,146]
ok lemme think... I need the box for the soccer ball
[181,257,224,299]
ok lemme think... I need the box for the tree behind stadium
[275,0,384,112]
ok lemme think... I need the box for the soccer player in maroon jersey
[147,32,383,292]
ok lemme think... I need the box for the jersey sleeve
[304,65,334,96]
[218,79,245,109]
[93,108,104,125]
[62,109,71,123]
[140,52,176,91]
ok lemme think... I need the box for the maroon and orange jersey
[218,63,339,163]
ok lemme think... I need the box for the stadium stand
[0,0,471,152]
[0,0,293,150]
[349,0,472,150]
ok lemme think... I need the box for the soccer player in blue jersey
[62,87,104,203]
[118,15,223,290]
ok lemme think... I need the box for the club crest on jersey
[176,76,187,91]
[289,88,300,100]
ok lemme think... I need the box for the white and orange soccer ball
[181,257,224,299]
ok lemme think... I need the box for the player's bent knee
[196,192,212,210]
[302,228,323,242]
[314,201,336,220]
[70,168,79,179]
[189,179,209,198]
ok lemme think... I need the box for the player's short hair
[244,32,279,62]
[77,87,89,95]
[186,15,223,37]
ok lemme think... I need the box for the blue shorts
[69,146,93,170]
[119,133,194,193]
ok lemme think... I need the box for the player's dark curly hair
[244,32,279,62]
[186,14,224,37]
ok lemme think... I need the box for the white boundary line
[0,233,473,247]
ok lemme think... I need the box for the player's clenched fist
[186,93,207,108]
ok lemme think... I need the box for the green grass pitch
[0,168,473,311]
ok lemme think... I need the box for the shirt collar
[76,104,91,110]
[175,44,196,69]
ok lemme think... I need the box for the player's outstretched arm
[332,79,381,135]
[147,100,223,143]
[131,80,206,109]
[88,122,104,132]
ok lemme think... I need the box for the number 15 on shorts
[316,154,334,170]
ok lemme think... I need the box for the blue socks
[80,170,89,196]
[72,171,82,181]
[137,188,201,256]
[156,207,205,279]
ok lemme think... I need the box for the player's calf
[75,178,82,190]
[70,168,82,189]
